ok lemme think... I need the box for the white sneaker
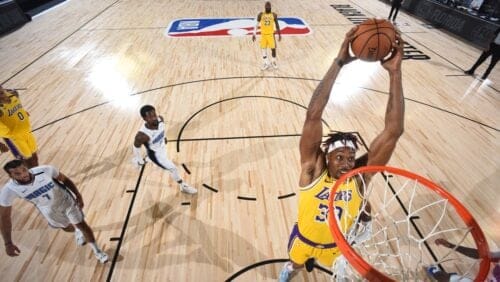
[272,61,278,69]
[279,262,294,282]
[75,229,86,246]
[332,255,349,281]
[352,220,372,244]
[94,250,109,263]
[180,183,197,194]
[261,62,269,70]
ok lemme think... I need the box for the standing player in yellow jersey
[279,28,405,281]
[252,1,281,70]
[0,86,38,168]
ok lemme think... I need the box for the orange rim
[327,165,491,282]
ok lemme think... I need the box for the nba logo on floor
[165,17,311,37]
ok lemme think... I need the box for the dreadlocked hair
[322,132,359,152]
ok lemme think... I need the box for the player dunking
[0,86,39,168]
[0,160,108,263]
[279,27,405,281]
[252,1,281,70]
[133,105,197,194]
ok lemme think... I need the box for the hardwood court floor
[0,0,498,281]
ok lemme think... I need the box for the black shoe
[464,70,474,75]
[305,258,315,272]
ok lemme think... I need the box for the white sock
[167,167,182,183]
[284,261,294,272]
[262,49,268,64]
[89,242,101,254]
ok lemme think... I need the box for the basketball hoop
[327,166,491,281]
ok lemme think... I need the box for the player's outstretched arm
[299,27,357,185]
[366,32,405,168]
[133,132,149,166]
[435,238,480,259]
[0,206,20,256]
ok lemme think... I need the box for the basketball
[350,18,396,62]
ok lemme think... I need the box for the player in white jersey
[133,105,197,194]
[0,160,108,263]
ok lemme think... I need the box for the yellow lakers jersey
[259,12,275,35]
[0,93,32,137]
[297,170,362,245]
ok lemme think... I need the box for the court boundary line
[175,96,332,152]
[106,162,146,282]
[80,27,165,31]
[29,77,498,134]
[224,258,333,281]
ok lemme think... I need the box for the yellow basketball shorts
[260,34,276,49]
[287,224,342,267]
[4,132,38,159]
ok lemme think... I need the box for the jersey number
[264,19,271,26]
[315,204,343,223]
[42,194,51,200]
[17,112,24,120]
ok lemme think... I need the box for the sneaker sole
[181,190,197,194]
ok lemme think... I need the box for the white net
[329,168,489,281]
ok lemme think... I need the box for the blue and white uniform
[139,119,181,182]
[0,165,83,228]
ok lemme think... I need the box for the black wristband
[5,242,13,246]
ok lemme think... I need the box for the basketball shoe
[94,250,109,263]
[279,261,294,282]
[180,182,197,194]
[426,265,439,276]
[352,220,372,244]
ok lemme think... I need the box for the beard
[265,8,271,13]
[16,175,32,185]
